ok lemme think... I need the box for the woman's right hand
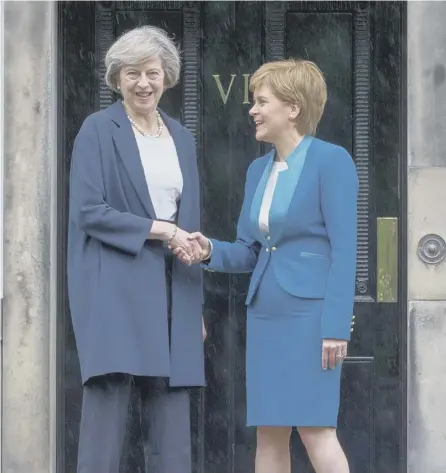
[187,232,211,260]
[168,227,203,263]
[149,221,202,263]
[171,232,211,265]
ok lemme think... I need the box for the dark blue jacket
[67,101,204,386]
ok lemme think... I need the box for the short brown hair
[249,59,327,135]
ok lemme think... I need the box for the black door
[58,2,406,472]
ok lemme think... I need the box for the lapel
[249,150,275,243]
[249,135,314,244]
[158,109,191,227]
[269,135,313,243]
[106,101,156,218]
[106,101,190,222]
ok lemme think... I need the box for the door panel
[201,4,263,472]
[287,11,354,147]
[58,2,405,472]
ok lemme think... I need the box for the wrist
[150,221,176,241]
[201,239,213,261]
[167,225,178,245]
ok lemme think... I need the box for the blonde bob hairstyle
[249,59,327,135]
[105,26,181,93]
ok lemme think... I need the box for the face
[118,57,165,115]
[249,84,299,143]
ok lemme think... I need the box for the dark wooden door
[58,2,406,472]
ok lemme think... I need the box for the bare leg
[298,427,349,473]
[255,426,292,473]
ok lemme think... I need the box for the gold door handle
[377,217,398,303]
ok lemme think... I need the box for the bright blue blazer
[204,136,358,341]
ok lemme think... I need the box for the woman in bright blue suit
[175,59,358,473]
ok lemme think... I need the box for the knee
[297,427,336,451]
[256,426,292,452]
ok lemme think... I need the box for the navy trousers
[77,374,191,473]
[77,250,191,473]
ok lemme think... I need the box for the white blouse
[135,134,183,221]
[258,161,288,233]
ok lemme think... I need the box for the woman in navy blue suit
[68,26,206,473]
[175,60,358,473]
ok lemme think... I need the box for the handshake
[167,226,211,266]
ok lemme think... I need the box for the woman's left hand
[322,339,347,370]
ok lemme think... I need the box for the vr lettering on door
[212,74,251,105]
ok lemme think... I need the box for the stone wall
[407,2,446,472]
[2,2,56,472]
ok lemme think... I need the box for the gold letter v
[212,74,237,105]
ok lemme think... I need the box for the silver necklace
[126,109,164,138]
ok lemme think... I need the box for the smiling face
[249,84,300,144]
[118,56,165,115]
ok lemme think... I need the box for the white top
[258,161,288,233]
[135,134,183,221]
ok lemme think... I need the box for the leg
[139,377,192,473]
[255,426,292,473]
[77,374,132,473]
[297,427,349,473]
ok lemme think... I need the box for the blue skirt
[246,264,342,427]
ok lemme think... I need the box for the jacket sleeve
[320,147,358,341]
[202,163,260,273]
[69,116,153,256]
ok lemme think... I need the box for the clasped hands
[168,228,210,265]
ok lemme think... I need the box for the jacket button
[272,246,277,251]
[267,236,271,241]
[266,248,270,252]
